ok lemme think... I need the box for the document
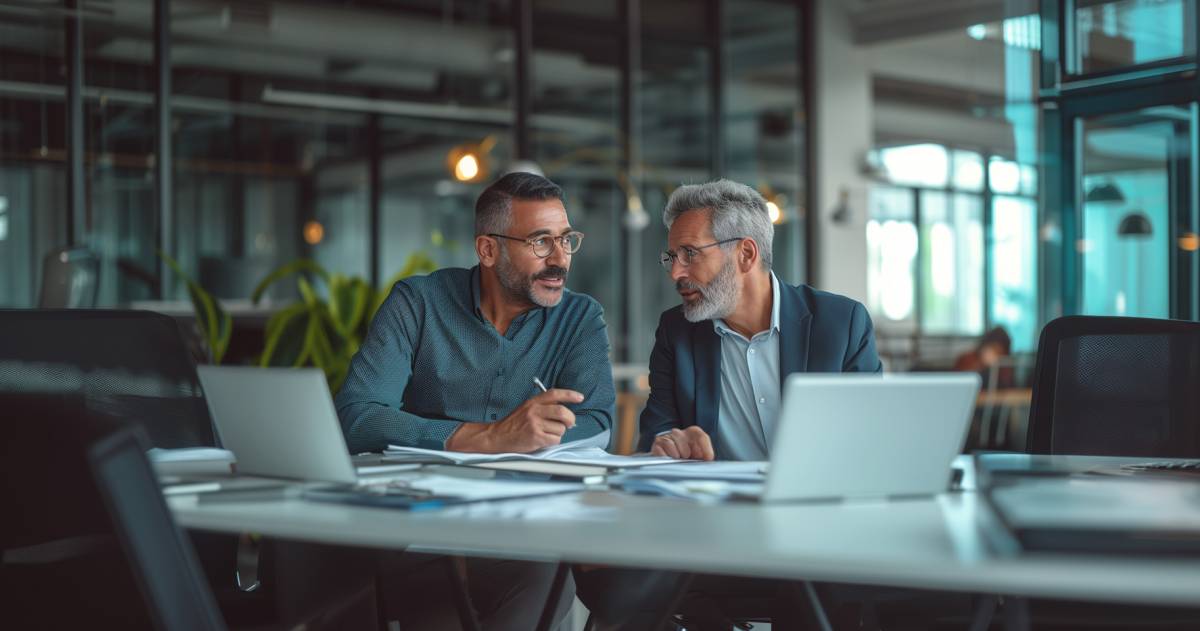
[304,473,585,511]
[384,430,677,469]
[609,460,768,482]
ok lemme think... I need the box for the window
[867,186,917,324]
[1073,0,1196,75]
[867,143,1039,350]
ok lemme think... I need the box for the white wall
[814,0,871,303]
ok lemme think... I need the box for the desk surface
[169,456,1200,608]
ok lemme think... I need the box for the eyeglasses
[488,231,585,258]
[660,238,743,269]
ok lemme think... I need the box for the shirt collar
[713,271,781,339]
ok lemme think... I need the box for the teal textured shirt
[335,266,616,453]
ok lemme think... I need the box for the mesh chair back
[0,309,215,448]
[39,246,99,308]
[89,428,227,631]
[1026,316,1200,456]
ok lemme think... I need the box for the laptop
[761,373,980,502]
[195,366,583,508]
[197,365,375,485]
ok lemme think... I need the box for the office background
[1,0,1197,369]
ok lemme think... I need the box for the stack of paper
[148,447,236,477]
[383,430,677,470]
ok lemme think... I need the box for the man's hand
[650,426,714,461]
[446,389,583,453]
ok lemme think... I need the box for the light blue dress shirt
[711,272,782,461]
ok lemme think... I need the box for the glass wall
[0,7,74,307]
[0,0,809,369]
[1079,109,1180,318]
[723,0,806,284]
[1042,0,1200,324]
[1072,0,1195,75]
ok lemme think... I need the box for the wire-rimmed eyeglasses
[488,232,585,258]
[660,238,742,269]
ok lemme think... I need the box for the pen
[533,377,548,393]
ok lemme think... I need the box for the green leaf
[307,307,337,369]
[328,275,370,340]
[297,275,321,308]
[158,250,231,364]
[251,259,330,305]
[260,303,310,367]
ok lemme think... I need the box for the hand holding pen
[445,375,584,453]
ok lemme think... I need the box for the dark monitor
[89,428,226,631]
[0,309,216,448]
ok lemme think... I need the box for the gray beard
[681,258,738,322]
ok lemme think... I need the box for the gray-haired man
[643,178,882,461]
[576,179,882,629]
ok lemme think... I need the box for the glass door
[1077,106,1195,318]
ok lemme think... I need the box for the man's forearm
[340,402,464,453]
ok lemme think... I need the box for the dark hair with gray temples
[663,179,774,269]
[474,172,565,236]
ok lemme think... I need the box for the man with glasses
[337,171,612,629]
[643,178,882,461]
[576,179,881,630]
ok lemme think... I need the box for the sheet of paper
[609,459,768,482]
[398,472,585,502]
[384,430,621,464]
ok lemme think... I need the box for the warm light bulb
[303,220,325,245]
[766,201,782,224]
[454,153,480,182]
[1179,232,1199,252]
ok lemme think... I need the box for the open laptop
[195,366,583,507]
[197,365,375,485]
[761,373,980,502]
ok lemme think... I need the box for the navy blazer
[637,282,883,453]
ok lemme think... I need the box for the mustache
[535,266,569,281]
[675,279,703,294]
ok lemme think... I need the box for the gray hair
[663,179,774,269]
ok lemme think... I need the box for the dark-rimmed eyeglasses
[488,232,585,258]
[660,238,742,269]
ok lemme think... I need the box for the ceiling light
[303,220,325,245]
[446,136,496,184]
[454,153,480,182]
[1086,181,1125,203]
[1116,212,1153,238]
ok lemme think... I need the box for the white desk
[169,457,1200,608]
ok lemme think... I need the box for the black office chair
[0,310,379,630]
[89,427,228,631]
[1013,315,1200,628]
[0,309,215,448]
[38,246,100,308]
[1026,315,1200,457]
